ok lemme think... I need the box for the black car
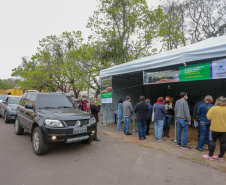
[0,96,22,123]
[15,92,96,155]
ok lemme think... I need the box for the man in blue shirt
[196,95,214,151]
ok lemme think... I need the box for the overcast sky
[0,0,159,80]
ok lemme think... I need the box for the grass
[138,144,153,149]
[191,156,205,162]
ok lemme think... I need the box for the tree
[0,79,14,89]
[159,1,186,51]
[87,0,160,64]
[12,31,88,96]
[185,0,226,43]
[11,56,47,91]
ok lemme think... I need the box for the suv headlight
[45,119,64,127]
[89,117,96,125]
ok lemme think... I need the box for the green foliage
[0,79,14,89]
[87,0,156,64]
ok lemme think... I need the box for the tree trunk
[95,88,100,99]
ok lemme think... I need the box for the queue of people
[114,92,226,162]
[80,93,225,162]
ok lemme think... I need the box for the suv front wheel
[14,117,24,135]
[4,111,10,123]
[32,127,48,155]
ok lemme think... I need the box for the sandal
[202,154,214,161]
[213,156,224,162]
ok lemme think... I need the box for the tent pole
[171,116,177,143]
[132,112,136,132]
[103,108,108,126]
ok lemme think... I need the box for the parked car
[0,96,21,123]
[0,95,7,102]
[15,92,96,155]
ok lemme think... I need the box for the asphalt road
[0,119,225,185]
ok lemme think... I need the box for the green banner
[101,92,112,99]
[179,62,211,82]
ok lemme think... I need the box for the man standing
[123,96,133,135]
[90,98,101,141]
[174,92,191,149]
[134,96,148,140]
[145,99,153,135]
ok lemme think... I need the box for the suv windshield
[36,94,73,109]
[8,97,21,104]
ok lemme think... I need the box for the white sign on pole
[101,98,112,104]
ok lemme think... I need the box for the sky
[0,0,159,80]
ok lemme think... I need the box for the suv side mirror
[2,100,7,104]
[25,103,33,109]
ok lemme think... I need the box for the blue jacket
[154,103,167,120]
[147,103,153,119]
[117,103,123,119]
[197,103,214,123]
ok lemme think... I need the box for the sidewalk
[98,121,226,172]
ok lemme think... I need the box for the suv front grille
[64,120,89,127]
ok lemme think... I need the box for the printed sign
[101,92,112,99]
[101,77,113,104]
[101,98,112,104]
[143,70,180,85]
[211,58,226,79]
[179,62,211,82]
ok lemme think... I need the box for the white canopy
[100,36,226,78]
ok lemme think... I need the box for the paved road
[0,119,225,185]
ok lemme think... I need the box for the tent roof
[100,36,226,78]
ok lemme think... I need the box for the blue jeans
[177,120,188,146]
[137,121,146,139]
[198,122,210,150]
[117,118,122,130]
[124,116,131,134]
[164,117,172,128]
[154,120,164,139]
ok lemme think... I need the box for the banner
[211,58,226,79]
[101,77,113,104]
[179,62,211,82]
[143,70,180,85]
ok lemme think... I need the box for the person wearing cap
[122,96,133,135]
[134,96,148,140]
[174,92,191,149]
[196,95,214,151]
[153,97,167,141]
[145,98,153,135]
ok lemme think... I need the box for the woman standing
[154,97,167,141]
[203,96,226,161]
[196,95,214,151]
[163,96,173,138]
[117,98,123,130]
[90,98,101,141]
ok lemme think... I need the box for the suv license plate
[73,127,87,134]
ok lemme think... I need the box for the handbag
[152,104,155,122]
